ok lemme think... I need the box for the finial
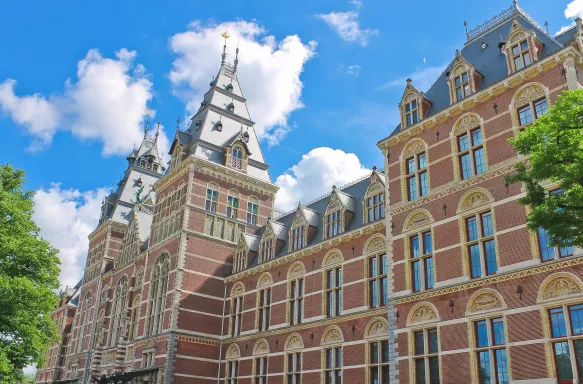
[406,78,412,84]
[513,0,518,7]
[464,20,468,34]
[176,116,181,131]
[144,118,149,138]
[544,21,549,35]
[155,122,160,142]
[372,165,377,171]
[233,35,240,74]
[221,31,230,66]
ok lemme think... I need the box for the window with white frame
[109,276,128,346]
[465,211,497,279]
[325,267,342,318]
[410,231,434,292]
[457,127,486,180]
[254,356,268,384]
[232,147,242,169]
[454,72,470,101]
[473,317,509,384]
[366,191,385,223]
[227,192,239,219]
[518,97,548,127]
[547,303,583,383]
[233,249,247,273]
[369,339,390,384]
[405,100,419,127]
[326,204,342,238]
[247,198,258,225]
[511,40,531,71]
[286,352,302,384]
[257,288,271,332]
[324,346,342,384]
[230,295,243,337]
[205,184,218,213]
[259,237,274,263]
[413,328,440,384]
[76,292,93,353]
[406,152,429,201]
[146,254,170,335]
[292,225,305,251]
[289,278,304,325]
[368,254,388,308]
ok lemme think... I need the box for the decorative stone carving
[510,31,526,44]
[322,327,343,345]
[285,334,304,350]
[231,282,244,296]
[323,252,343,267]
[135,268,144,288]
[253,339,269,355]
[411,305,437,324]
[366,318,389,338]
[403,139,426,159]
[514,85,545,108]
[460,191,490,212]
[470,293,502,312]
[204,215,214,235]
[544,278,582,299]
[405,211,431,231]
[453,114,480,136]
[367,237,386,253]
[288,262,305,278]
[257,273,272,288]
[367,182,382,194]
[226,344,240,359]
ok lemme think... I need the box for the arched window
[325,200,343,239]
[109,276,128,346]
[128,295,141,342]
[232,147,243,169]
[205,183,219,213]
[452,114,486,180]
[147,254,170,335]
[364,180,385,223]
[511,83,549,128]
[76,292,93,353]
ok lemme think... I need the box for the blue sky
[1,0,580,289]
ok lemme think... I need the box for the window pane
[423,232,433,254]
[470,244,482,278]
[326,348,332,369]
[492,318,505,345]
[381,255,387,275]
[382,340,390,362]
[412,260,422,292]
[458,134,469,152]
[381,277,388,306]
[370,257,378,277]
[520,40,528,51]
[518,105,532,126]
[550,308,568,337]
[411,235,420,258]
[407,114,413,127]
[370,342,379,364]
[425,257,434,290]
[413,110,418,124]
[512,45,520,55]
[574,340,583,380]
[478,351,492,384]
[474,148,486,175]
[534,99,548,117]
[455,76,461,86]
[460,153,472,179]
[418,153,427,169]
[467,217,478,241]
[481,212,493,237]
[408,177,417,201]
[554,341,574,380]
[429,356,440,384]
[412,100,417,109]
[407,158,416,174]
[484,240,497,275]
[476,320,489,347]
[415,359,426,384]
[495,349,509,384]
[414,331,424,355]
[419,171,429,197]
[370,367,379,384]
[560,244,574,257]
[514,56,524,70]
[471,129,483,146]
[456,87,463,101]
[462,72,469,83]
[335,347,342,368]
[569,304,583,335]
[524,54,531,66]
[538,227,555,261]
[369,280,378,308]
[428,328,438,353]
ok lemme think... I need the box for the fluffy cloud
[555,0,583,35]
[274,147,370,211]
[317,11,378,46]
[169,20,316,147]
[378,64,448,92]
[343,64,361,76]
[33,184,108,288]
[0,49,159,156]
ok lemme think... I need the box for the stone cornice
[377,46,583,150]
[212,85,247,103]
[226,221,385,282]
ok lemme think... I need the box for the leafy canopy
[506,89,583,247]
[0,164,61,383]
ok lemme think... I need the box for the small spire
[464,20,468,35]
[155,122,160,142]
[233,36,240,74]
[544,21,549,35]
[221,31,230,66]
[144,118,149,138]
[176,116,181,132]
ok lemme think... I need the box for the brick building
[377,2,583,384]
[35,2,583,384]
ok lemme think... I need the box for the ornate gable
[398,79,432,129]
[447,50,483,104]
[502,19,543,74]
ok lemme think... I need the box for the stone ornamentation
[514,85,545,108]
[410,305,437,324]
[461,191,490,211]
[470,293,502,312]
[544,278,582,299]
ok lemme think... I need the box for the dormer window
[512,40,531,71]
[195,122,201,131]
[226,83,234,93]
[140,159,146,167]
[454,72,470,101]
[232,147,242,169]
[227,103,235,113]
[326,209,342,238]
[260,238,274,263]
[153,164,158,172]
[405,100,419,127]
[216,121,223,132]
[291,226,305,251]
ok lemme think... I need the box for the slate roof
[388,4,569,138]
[245,169,385,269]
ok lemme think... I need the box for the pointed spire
[155,122,160,142]
[144,118,150,138]
[221,31,230,66]
[176,116,181,132]
[233,36,240,74]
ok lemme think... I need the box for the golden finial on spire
[221,31,230,39]
[221,31,230,65]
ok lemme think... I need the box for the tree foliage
[506,89,583,247]
[0,164,61,383]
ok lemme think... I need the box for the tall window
[410,232,434,292]
[109,277,128,346]
[290,278,304,325]
[327,210,342,238]
[232,147,242,169]
[147,254,170,335]
[455,72,470,101]
[458,128,485,180]
[233,250,247,273]
[292,226,305,251]
[413,328,440,384]
[369,340,389,384]
[538,227,574,262]
[324,347,342,384]
[466,211,497,278]
[406,152,429,201]
[367,192,385,222]
[260,238,274,263]
[287,352,302,384]
[254,357,268,384]
[512,40,531,71]
[205,185,218,212]
[548,303,583,383]
[474,318,509,384]
[227,360,239,384]
[326,267,343,318]
[127,295,141,342]
[518,98,548,127]
[368,254,388,308]
[231,296,243,337]
[227,193,239,219]
[76,292,93,353]
[247,199,258,225]
[405,100,419,127]
[257,288,271,332]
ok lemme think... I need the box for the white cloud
[0,49,160,156]
[556,0,583,35]
[377,64,448,92]
[344,64,361,76]
[274,147,370,211]
[349,0,363,8]
[317,11,378,46]
[169,20,316,147]
[33,184,108,288]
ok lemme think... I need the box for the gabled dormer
[399,79,432,129]
[168,130,191,170]
[501,19,543,74]
[258,219,287,263]
[224,129,252,172]
[323,186,355,240]
[233,233,259,273]
[289,203,319,252]
[363,166,386,224]
[447,50,483,104]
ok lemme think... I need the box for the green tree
[0,164,61,383]
[506,89,583,248]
